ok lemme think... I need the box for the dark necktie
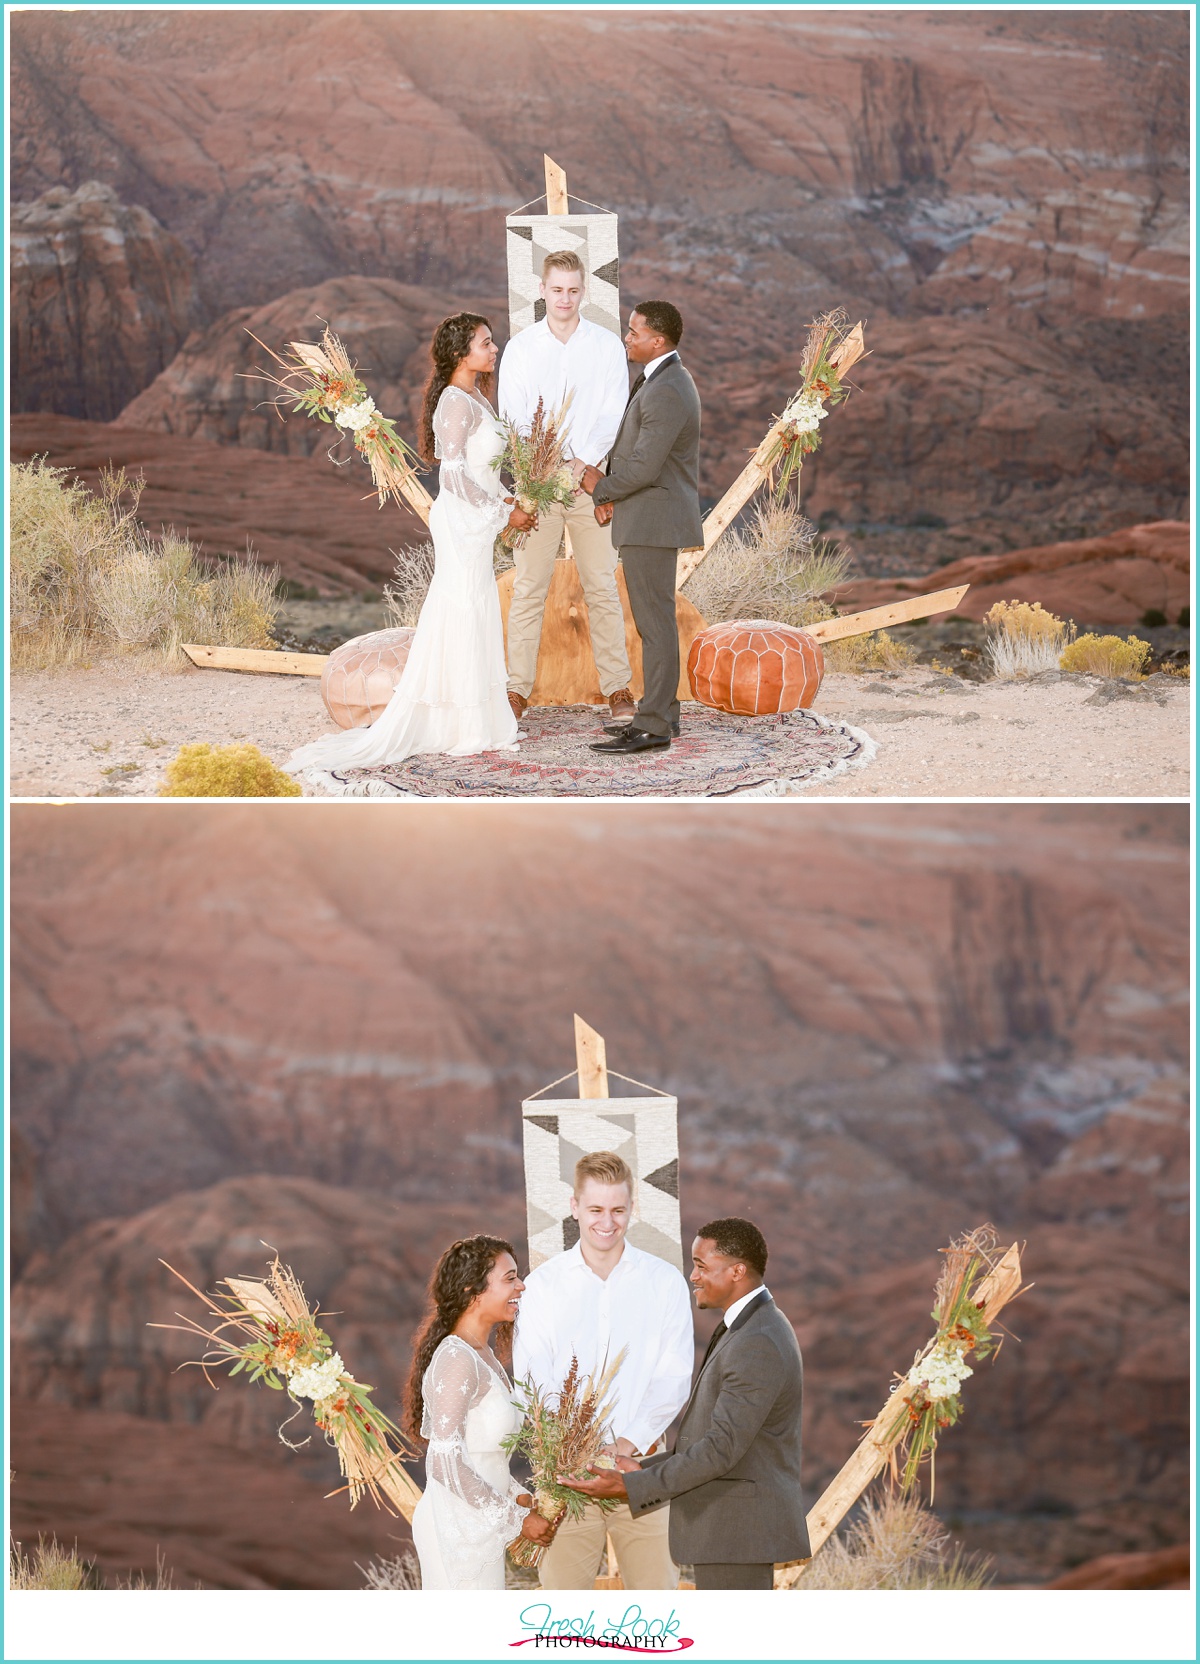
[625,371,646,408]
[702,1320,727,1364]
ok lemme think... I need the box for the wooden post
[545,155,569,214]
[774,1242,1026,1587]
[574,1015,609,1099]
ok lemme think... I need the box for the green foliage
[158,743,302,798]
[1059,633,1152,679]
[10,458,280,670]
[1140,608,1168,628]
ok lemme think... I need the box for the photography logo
[510,1603,694,1652]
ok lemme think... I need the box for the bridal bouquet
[763,310,868,498]
[503,1350,626,1568]
[247,326,425,510]
[153,1254,423,1520]
[493,395,577,551]
[874,1226,1025,1497]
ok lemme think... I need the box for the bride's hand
[520,1507,562,1545]
[504,498,537,534]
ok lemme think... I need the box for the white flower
[782,392,829,435]
[334,398,376,433]
[288,1352,345,1402]
[906,1342,973,1403]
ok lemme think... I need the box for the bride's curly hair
[419,312,493,465]
[404,1234,516,1441]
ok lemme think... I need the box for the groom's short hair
[697,1217,767,1277]
[574,1149,633,1195]
[542,249,586,279]
[633,300,683,346]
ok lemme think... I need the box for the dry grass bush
[683,501,852,628]
[9,1536,93,1590]
[1059,632,1152,679]
[159,742,302,798]
[360,1549,422,1590]
[823,628,917,673]
[10,458,280,670]
[794,1490,994,1591]
[384,540,437,627]
[984,599,1072,678]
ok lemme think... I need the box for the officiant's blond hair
[574,1149,633,1196]
[543,249,585,279]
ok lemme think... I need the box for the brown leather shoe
[508,691,528,722]
[608,688,636,726]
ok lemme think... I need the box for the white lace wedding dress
[411,1335,530,1590]
[286,386,519,777]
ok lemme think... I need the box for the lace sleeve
[422,1339,529,1542]
[435,389,510,530]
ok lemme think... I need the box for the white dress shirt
[721,1284,770,1330]
[498,317,631,466]
[513,1241,695,1454]
[640,349,679,380]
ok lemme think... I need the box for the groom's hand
[579,465,605,497]
[594,501,614,526]
[560,1467,629,1501]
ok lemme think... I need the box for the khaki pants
[506,493,632,699]
[538,1501,677,1591]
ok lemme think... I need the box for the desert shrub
[824,628,917,673]
[112,1549,179,1589]
[683,501,852,627]
[9,1535,93,1590]
[983,599,1072,677]
[384,541,437,627]
[1177,605,1189,629]
[791,1490,994,1591]
[360,1549,422,1590]
[1059,633,1152,679]
[1140,608,1168,628]
[10,458,280,669]
[158,742,302,798]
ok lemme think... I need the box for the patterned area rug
[301,706,877,799]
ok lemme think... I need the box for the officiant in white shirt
[513,1150,694,1590]
[497,250,636,728]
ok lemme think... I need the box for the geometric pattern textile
[507,213,621,340]
[521,1091,682,1273]
[299,705,877,799]
[688,620,825,715]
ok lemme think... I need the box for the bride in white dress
[405,1235,558,1589]
[286,315,536,777]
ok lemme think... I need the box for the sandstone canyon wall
[9,10,1189,582]
[9,804,1189,1586]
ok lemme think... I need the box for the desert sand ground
[9,659,1190,800]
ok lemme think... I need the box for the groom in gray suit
[564,1218,810,1590]
[579,301,703,754]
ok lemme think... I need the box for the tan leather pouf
[320,627,416,730]
[687,619,824,715]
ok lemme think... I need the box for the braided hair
[404,1234,516,1441]
[419,312,493,465]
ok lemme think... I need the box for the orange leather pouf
[320,627,415,730]
[687,619,824,715]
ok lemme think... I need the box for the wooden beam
[801,586,971,644]
[677,421,785,586]
[574,1015,609,1099]
[775,1241,1026,1586]
[545,155,569,215]
[181,644,328,676]
[400,474,434,525]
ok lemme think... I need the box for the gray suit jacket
[623,1291,810,1567]
[592,354,703,551]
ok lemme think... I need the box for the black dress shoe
[602,718,683,737]
[590,727,671,755]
